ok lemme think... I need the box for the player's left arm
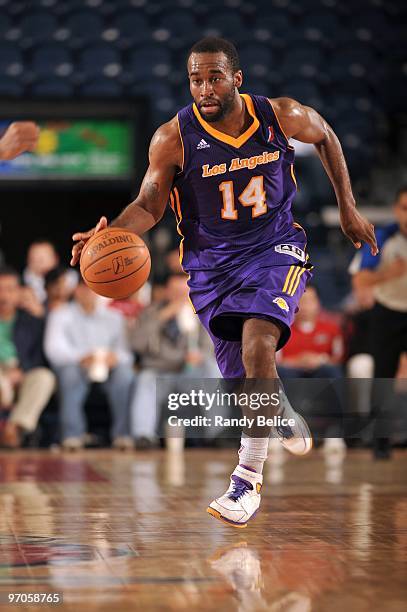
[271,97,378,256]
[0,122,40,160]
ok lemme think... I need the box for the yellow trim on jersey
[173,187,184,265]
[289,267,307,296]
[290,163,297,190]
[192,94,260,149]
[169,191,175,212]
[176,114,184,173]
[268,99,295,150]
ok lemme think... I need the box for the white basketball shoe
[207,465,262,529]
[271,391,313,456]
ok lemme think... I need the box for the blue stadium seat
[65,10,104,47]
[112,10,151,48]
[0,75,24,97]
[204,11,249,44]
[0,43,23,76]
[2,0,25,17]
[45,0,88,16]
[279,79,323,109]
[301,10,341,45]
[80,78,123,97]
[351,9,391,43]
[19,12,58,46]
[31,44,73,79]
[328,45,377,82]
[0,14,12,38]
[131,81,177,126]
[31,78,74,98]
[154,9,200,49]
[79,44,122,78]
[239,44,273,80]
[241,78,269,97]
[281,45,324,80]
[125,45,172,82]
[252,14,294,48]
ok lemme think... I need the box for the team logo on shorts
[273,297,290,312]
[275,244,306,263]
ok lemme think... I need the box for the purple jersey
[171,93,299,311]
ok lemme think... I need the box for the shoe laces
[228,475,253,501]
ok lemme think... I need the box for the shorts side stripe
[289,267,307,296]
[282,266,295,293]
[286,266,301,295]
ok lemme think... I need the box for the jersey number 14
[219,176,267,220]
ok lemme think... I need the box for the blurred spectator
[129,274,219,447]
[44,279,135,451]
[44,266,76,313]
[352,186,407,459]
[342,285,375,422]
[278,285,345,453]
[18,285,45,319]
[343,284,375,378]
[166,248,184,275]
[0,266,55,448]
[109,284,150,322]
[23,241,59,303]
[278,286,344,378]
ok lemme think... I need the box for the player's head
[394,186,407,236]
[0,266,20,318]
[187,37,242,123]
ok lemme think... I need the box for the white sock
[238,433,269,475]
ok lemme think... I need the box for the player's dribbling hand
[0,121,40,160]
[339,207,379,256]
[71,216,108,266]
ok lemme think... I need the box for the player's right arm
[70,118,182,266]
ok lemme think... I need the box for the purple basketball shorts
[196,261,313,378]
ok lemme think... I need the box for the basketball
[80,227,151,299]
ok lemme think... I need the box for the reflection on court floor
[0,449,406,611]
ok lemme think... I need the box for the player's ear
[234,70,243,88]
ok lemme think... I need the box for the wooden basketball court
[0,448,406,611]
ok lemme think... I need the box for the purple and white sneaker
[271,391,313,456]
[207,465,262,529]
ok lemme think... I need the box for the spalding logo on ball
[80,228,151,299]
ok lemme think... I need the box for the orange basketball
[80,227,151,299]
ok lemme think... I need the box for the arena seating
[0,0,405,177]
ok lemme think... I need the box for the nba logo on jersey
[267,126,274,142]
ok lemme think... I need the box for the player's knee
[242,334,278,375]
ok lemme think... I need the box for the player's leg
[207,320,280,527]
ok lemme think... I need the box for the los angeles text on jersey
[202,150,280,178]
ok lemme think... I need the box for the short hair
[0,265,20,281]
[188,37,240,73]
[395,185,407,201]
[44,266,66,288]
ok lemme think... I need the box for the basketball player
[0,122,40,160]
[71,38,377,528]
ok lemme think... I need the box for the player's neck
[210,94,251,139]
